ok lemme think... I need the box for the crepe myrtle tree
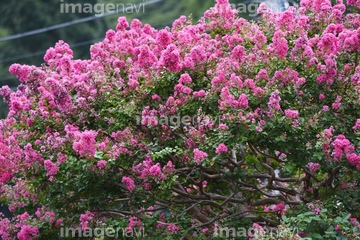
[1,0,360,239]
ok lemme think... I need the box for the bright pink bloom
[97,160,107,170]
[307,162,320,172]
[116,16,129,31]
[218,123,228,130]
[284,109,299,118]
[274,202,285,212]
[17,225,39,240]
[44,160,59,177]
[72,130,98,157]
[167,223,180,233]
[193,90,206,98]
[353,119,360,130]
[268,91,281,110]
[149,164,162,177]
[80,211,94,231]
[179,73,192,84]
[216,143,228,154]
[122,176,135,192]
[238,94,249,109]
[193,148,208,165]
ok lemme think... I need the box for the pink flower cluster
[97,160,107,169]
[80,211,94,231]
[284,109,299,119]
[353,119,360,130]
[17,225,39,240]
[347,0,360,8]
[307,162,320,172]
[215,143,228,154]
[332,134,353,161]
[263,202,286,214]
[193,148,208,165]
[72,130,98,157]
[126,217,143,233]
[132,156,167,182]
[122,176,135,193]
[44,160,59,177]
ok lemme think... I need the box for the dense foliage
[0,0,250,119]
[1,0,360,239]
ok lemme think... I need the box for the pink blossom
[193,148,208,165]
[156,29,172,48]
[55,219,63,228]
[159,44,182,72]
[218,123,228,130]
[122,176,135,192]
[97,160,107,169]
[56,152,67,165]
[149,164,162,177]
[269,30,289,59]
[116,16,129,31]
[284,109,299,118]
[216,143,228,154]
[231,45,246,60]
[73,130,98,157]
[152,94,161,100]
[190,46,207,62]
[193,90,206,98]
[307,162,320,172]
[238,94,249,109]
[252,223,264,231]
[353,119,360,130]
[332,102,341,110]
[162,161,174,174]
[17,225,39,240]
[179,73,192,84]
[268,91,281,111]
[136,45,157,68]
[80,211,94,231]
[333,135,352,161]
[128,216,143,228]
[167,223,180,233]
[274,202,285,212]
[44,160,59,177]
[346,0,360,9]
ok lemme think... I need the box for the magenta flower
[238,94,249,109]
[284,109,299,119]
[307,162,320,172]
[122,176,135,193]
[72,130,98,157]
[97,160,107,170]
[17,225,39,240]
[44,160,59,177]
[193,148,208,165]
[274,202,285,212]
[216,143,228,155]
